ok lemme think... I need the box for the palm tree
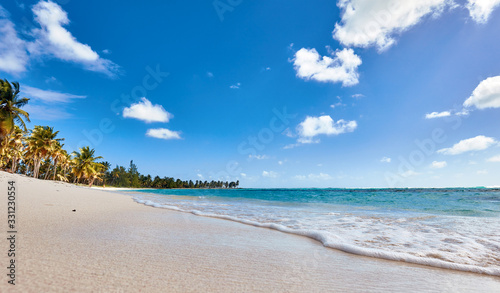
[50,144,68,180]
[71,146,103,186]
[0,125,25,173]
[55,151,71,182]
[87,163,104,187]
[0,80,30,141]
[26,126,64,178]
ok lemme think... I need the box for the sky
[1,0,500,188]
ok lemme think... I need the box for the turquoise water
[133,188,500,217]
[131,188,500,275]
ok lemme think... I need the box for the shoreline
[129,192,499,277]
[1,171,500,292]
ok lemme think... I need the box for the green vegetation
[0,79,239,189]
[99,160,239,189]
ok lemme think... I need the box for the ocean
[130,188,500,276]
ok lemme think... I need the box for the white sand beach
[1,171,499,292]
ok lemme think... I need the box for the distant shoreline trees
[94,160,239,189]
[0,79,240,189]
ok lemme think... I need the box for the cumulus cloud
[487,155,500,162]
[380,157,391,163]
[430,161,447,168]
[22,85,86,103]
[28,1,119,76]
[333,0,454,51]
[297,115,357,142]
[466,0,500,23]
[262,171,278,178]
[0,5,29,74]
[0,1,119,76]
[293,47,362,86]
[425,111,451,119]
[146,128,181,140]
[437,135,497,155]
[284,115,357,148]
[463,76,500,109]
[123,98,172,123]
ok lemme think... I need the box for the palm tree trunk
[44,165,51,180]
[11,156,17,173]
[89,177,95,187]
[52,158,58,180]
[33,159,41,178]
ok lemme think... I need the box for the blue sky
[1,0,500,188]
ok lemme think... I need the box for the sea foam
[131,189,500,276]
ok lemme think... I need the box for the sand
[1,171,499,292]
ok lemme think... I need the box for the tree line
[0,79,239,189]
[100,160,239,189]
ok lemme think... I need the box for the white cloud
[207,72,214,78]
[22,85,86,103]
[425,111,451,119]
[230,82,241,89]
[28,1,119,77]
[463,76,500,109]
[487,155,500,162]
[437,135,497,155]
[146,128,181,140]
[23,104,72,120]
[297,115,357,143]
[282,128,295,138]
[466,0,500,23]
[351,93,365,99]
[283,142,302,149]
[309,173,333,180]
[456,109,470,116]
[430,161,447,168]
[333,0,454,51]
[248,154,270,160]
[197,174,204,179]
[401,170,421,178]
[330,101,344,109]
[18,85,85,120]
[262,171,278,178]
[477,169,489,174]
[294,173,332,181]
[240,173,247,177]
[16,1,25,10]
[380,157,391,163]
[0,5,29,74]
[45,76,58,84]
[123,98,172,123]
[293,47,362,86]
